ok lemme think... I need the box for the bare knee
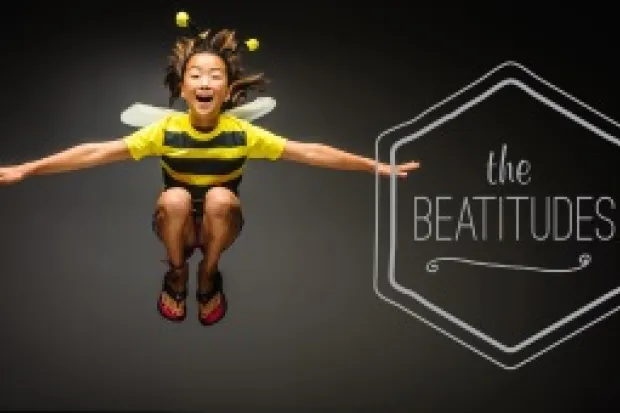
[203,187,240,218]
[158,187,192,217]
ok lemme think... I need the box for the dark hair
[164,29,267,109]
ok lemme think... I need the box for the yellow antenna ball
[176,11,190,28]
[245,38,259,51]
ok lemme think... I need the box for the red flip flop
[157,280,187,322]
[196,271,227,326]
[157,264,188,322]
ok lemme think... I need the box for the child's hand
[376,160,420,178]
[0,166,27,185]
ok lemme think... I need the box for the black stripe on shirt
[161,156,246,175]
[164,131,246,149]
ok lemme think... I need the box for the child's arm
[281,140,420,178]
[0,139,132,185]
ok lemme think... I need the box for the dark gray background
[0,1,619,412]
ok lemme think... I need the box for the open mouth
[196,95,214,103]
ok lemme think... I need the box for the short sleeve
[238,119,287,160]
[122,116,168,161]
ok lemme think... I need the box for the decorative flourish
[425,253,592,274]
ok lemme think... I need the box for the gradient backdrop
[0,1,619,412]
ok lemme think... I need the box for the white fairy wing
[120,97,277,128]
[226,97,277,121]
[120,103,178,128]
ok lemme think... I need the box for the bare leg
[197,187,243,321]
[154,187,197,319]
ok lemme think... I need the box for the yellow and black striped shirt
[123,112,287,198]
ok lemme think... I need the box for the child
[0,13,420,326]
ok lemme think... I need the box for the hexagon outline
[374,61,620,370]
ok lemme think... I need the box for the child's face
[181,52,230,118]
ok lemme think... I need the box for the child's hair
[164,29,267,109]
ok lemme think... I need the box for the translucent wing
[226,97,277,121]
[120,103,177,127]
[120,97,277,128]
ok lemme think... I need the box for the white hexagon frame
[374,61,620,370]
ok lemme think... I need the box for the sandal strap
[162,262,188,303]
[196,272,223,303]
[162,279,187,303]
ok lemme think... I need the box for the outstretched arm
[281,140,420,177]
[0,139,132,185]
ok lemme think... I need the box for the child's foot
[197,261,227,326]
[157,262,189,322]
